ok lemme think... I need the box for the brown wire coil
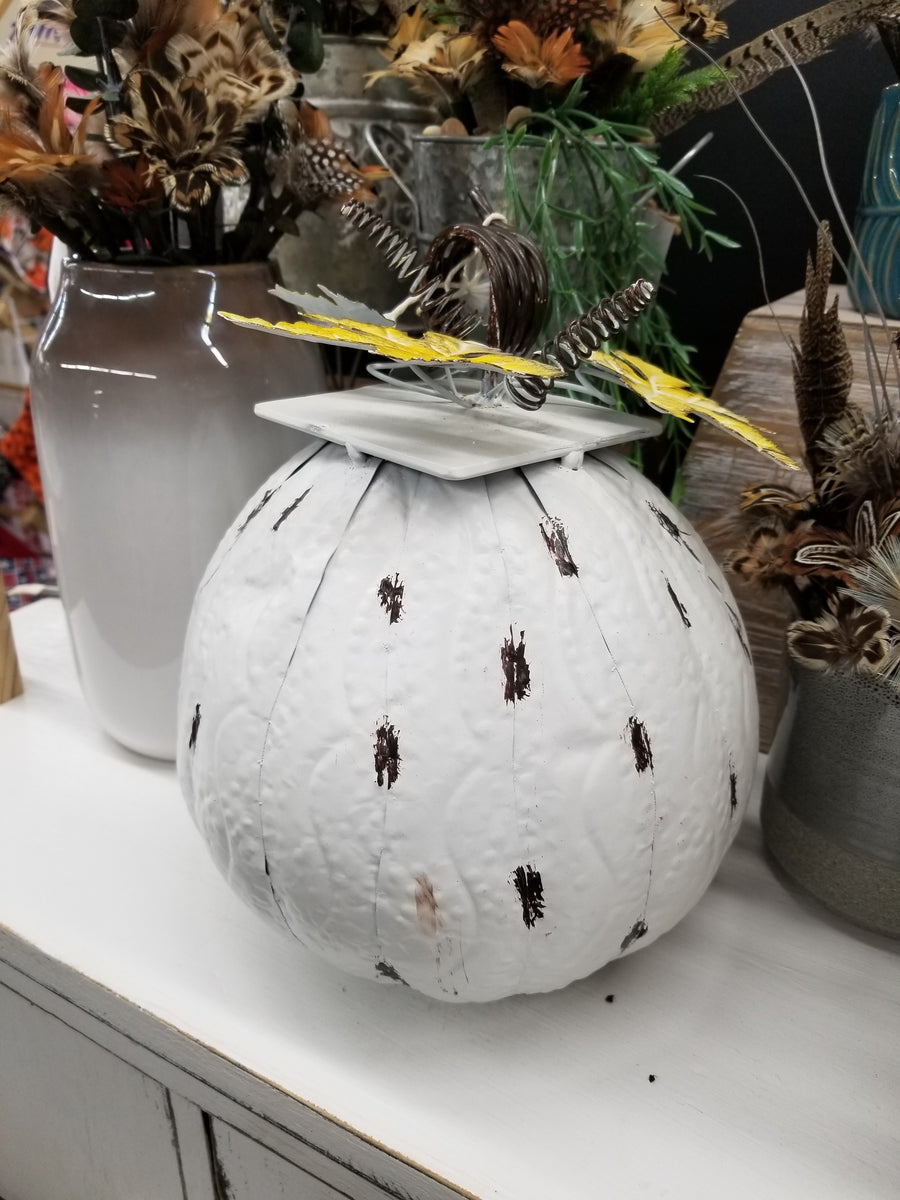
[504,279,657,411]
[342,192,548,355]
[417,188,549,355]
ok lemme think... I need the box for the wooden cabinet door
[0,982,190,1200]
[208,1118,390,1200]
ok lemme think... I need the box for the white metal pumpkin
[177,400,758,1003]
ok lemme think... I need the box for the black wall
[658,1,896,391]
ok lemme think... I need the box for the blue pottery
[849,83,900,318]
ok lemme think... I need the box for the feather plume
[266,100,391,212]
[121,0,226,61]
[817,408,900,506]
[786,593,892,673]
[106,69,246,209]
[0,6,49,106]
[791,222,853,482]
[654,0,900,135]
[105,10,295,212]
[163,22,295,119]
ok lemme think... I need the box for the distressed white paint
[178,444,758,1001]
[1,600,898,1199]
[0,982,186,1200]
[208,1120,351,1199]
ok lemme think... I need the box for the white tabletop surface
[1,599,898,1200]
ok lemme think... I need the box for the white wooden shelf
[0,599,898,1199]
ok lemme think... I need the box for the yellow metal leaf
[219,312,563,379]
[590,350,801,470]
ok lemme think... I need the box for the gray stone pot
[761,661,900,937]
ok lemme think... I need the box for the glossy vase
[30,260,325,761]
[849,83,900,318]
[761,663,900,937]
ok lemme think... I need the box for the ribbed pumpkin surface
[178,442,757,1001]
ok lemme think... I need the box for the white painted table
[1,600,898,1200]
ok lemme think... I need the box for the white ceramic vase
[30,260,326,760]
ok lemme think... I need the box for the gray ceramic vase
[762,662,900,937]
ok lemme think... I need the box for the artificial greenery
[604,47,723,130]
[495,83,737,496]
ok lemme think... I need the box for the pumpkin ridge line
[482,473,535,990]
[371,466,422,973]
[255,453,386,933]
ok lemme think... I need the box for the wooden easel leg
[1,591,23,703]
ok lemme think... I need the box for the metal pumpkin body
[177,439,757,1002]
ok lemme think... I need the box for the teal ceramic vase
[849,83,900,318]
[761,662,900,938]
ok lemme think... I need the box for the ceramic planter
[30,260,325,760]
[762,663,900,937]
[849,83,900,318]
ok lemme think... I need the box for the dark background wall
[657,0,896,391]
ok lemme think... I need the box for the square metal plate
[255,385,661,481]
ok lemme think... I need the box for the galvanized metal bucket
[274,36,435,313]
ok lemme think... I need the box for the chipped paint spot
[188,703,201,752]
[540,516,579,577]
[377,573,405,623]
[647,502,700,561]
[374,719,400,789]
[621,919,648,951]
[501,628,531,704]
[725,601,753,661]
[272,487,311,532]
[414,874,441,936]
[665,578,691,627]
[512,864,545,928]
[237,486,277,534]
[627,716,653,774]
[375,960,408,985]
[729,757,738,816]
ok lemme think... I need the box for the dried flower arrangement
[725,223,900,690]
[0,0,391,265]
[369,0,729,134]
[367,1,900,494]
[373,1,900,137]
